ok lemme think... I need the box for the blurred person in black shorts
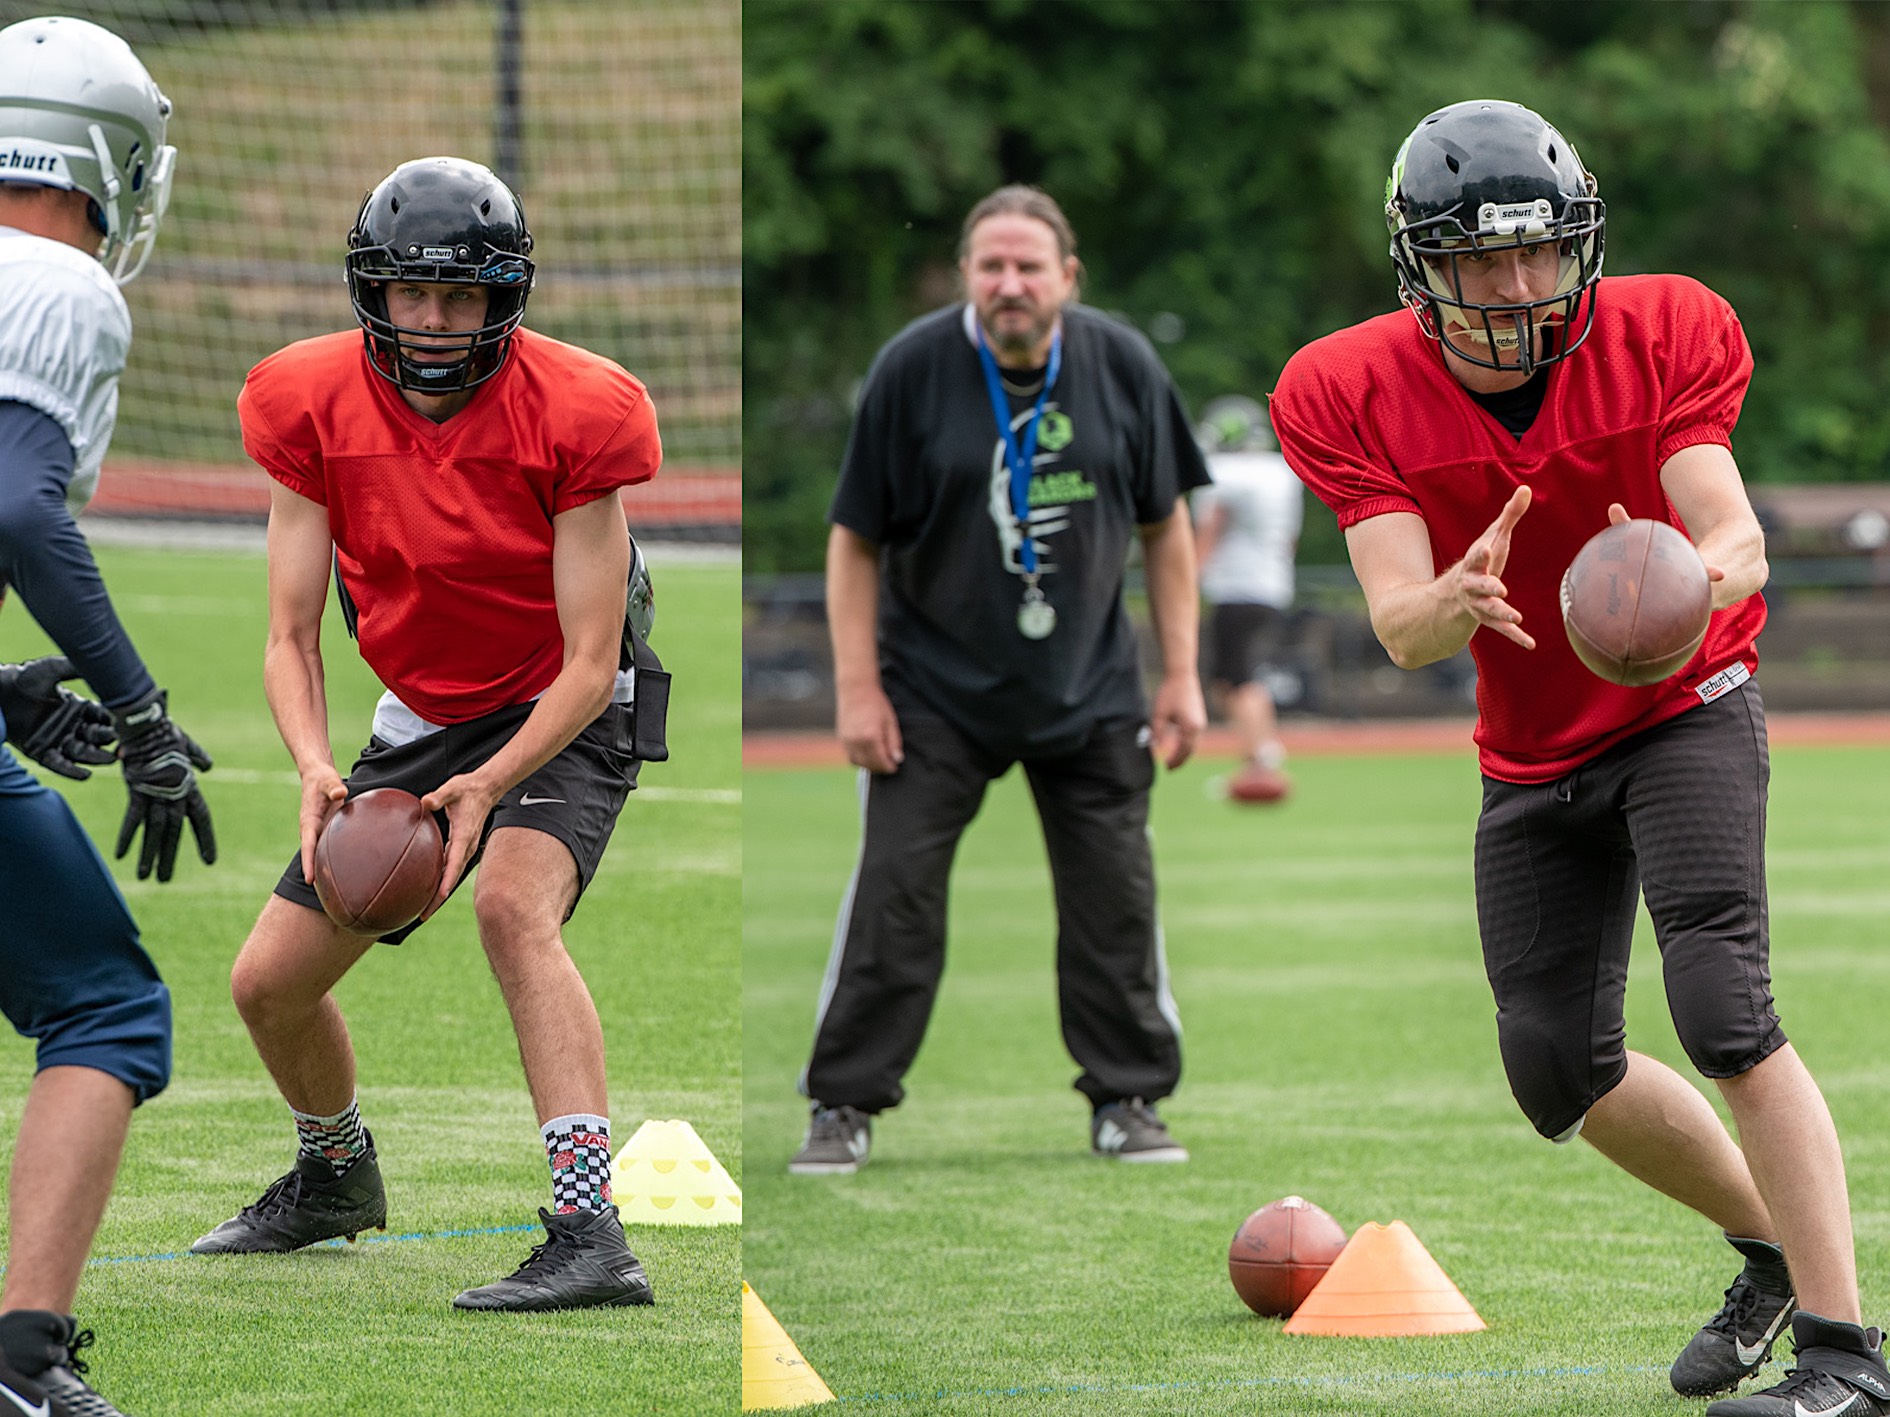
[1192,395,1304,804]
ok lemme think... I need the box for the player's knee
[472,873,569,964]
[36,981,172,1104]
[228,948,274,1024]
[1497,1025,1613,1142]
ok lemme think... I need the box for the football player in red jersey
[191,157,665,1314]
[1272,100,1887,1415]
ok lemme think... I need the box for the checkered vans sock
[543,1113,612,1214]
[292,1097,368,1171]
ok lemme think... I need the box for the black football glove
[111,687,216,882]
[0,656,117,780]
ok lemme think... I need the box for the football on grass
[1560,518,1712,687]
[1228,1195,1348,1318]
[312,788,445,935]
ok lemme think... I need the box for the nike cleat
[1706,1313,1890,1416]
[452,1205,653,1312]
[189,1140,387,1254]
[1674,1234,1797,1396]
[0,1311,129,1417]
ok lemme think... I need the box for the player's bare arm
[1347,485,1536,668]
[826,523,903,774]
[262,479,347,878]
[1656,442,1769,608]
[1138,499,1206,770]
[1191,499,1229,569]
[422,491,629,903]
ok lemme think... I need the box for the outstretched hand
[1454,485,1536,650]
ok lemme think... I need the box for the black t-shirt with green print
[829,301,1209,760]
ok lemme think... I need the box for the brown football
[312,788,445,935]
[1560,519,1711,687]
[1228,1195,1348,1318]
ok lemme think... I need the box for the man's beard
[980,300,1056,361]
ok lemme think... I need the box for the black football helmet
[345,156,535,393]
[1385,100,1605,373]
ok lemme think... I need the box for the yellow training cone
[743,1282,836,1410]
[613,1118,742,1226]
[1283,1220,1486,1336]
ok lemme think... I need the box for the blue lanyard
[974,323,1062,576]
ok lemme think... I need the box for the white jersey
[1197,449,1303,608]
[0,226,129,511]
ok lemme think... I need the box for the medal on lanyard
[975,323,1063,640]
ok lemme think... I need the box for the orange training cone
[1282,1220,1485,1336]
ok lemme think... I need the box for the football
[1228,1195,1349,1318]
[1560,518,1712,687]
[312,788,445,935]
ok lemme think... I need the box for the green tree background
[745,0,1890,572]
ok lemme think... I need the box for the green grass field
[744,738,1890,1415]
[0,542,740,1415]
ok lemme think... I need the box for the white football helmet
[0,15,175,284]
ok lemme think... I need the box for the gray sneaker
[1091,1098,1188,1162]
[1673,1234,1797,1396]
[788,1105,871,1174]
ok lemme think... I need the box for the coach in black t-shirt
[788,185,1210,1175]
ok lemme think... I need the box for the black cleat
[1673,1234,1797,1396]
[190,1141,387,1254]
[0,1310,129,1417]
[452,1205,653,1312]
[1707,1313,1890,1416]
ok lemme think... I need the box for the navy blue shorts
[0,747,171,1102]
[272,700,639,944]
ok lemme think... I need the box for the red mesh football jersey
[1272,274,1765,783]
[239,328,660,723]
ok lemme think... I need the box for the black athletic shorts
[1208,602,1289,688]
[1473,678,1786,1141]
[273,699,640,944]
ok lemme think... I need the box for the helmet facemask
[1385,100,1607,375]
[1391,194,1604,374]
[345,157,536,395]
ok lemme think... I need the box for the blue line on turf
[829,1363,1672,1404]
[62,1223,542,1270]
